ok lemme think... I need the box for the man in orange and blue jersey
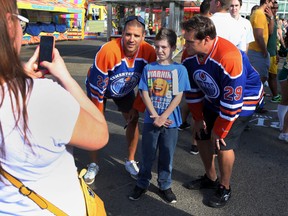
[85,16,156,183]
[181,16,263,208]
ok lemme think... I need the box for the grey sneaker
[125,160,139,179]
[83,163,99,185]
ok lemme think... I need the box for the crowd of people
[1,0,288,214]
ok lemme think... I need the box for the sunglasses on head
[125,16,145,28]
[13,14,29,33]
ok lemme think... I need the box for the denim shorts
[247,50,270,78]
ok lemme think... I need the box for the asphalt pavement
[21,39,288,216]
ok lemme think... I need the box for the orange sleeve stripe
[213,117,235,139]
[243,100,260,105]
[90,88,104,100]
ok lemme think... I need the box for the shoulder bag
[1,168,106,216]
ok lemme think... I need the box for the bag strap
[1,169,68,216]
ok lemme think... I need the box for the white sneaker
[125,160,139,179]
[83,163,99,185]
[278,133,288,142]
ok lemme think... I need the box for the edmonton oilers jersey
[86,38,156,112]
[183,37,263,137]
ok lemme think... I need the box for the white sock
[277,104,288,131]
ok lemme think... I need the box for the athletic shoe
[178,121,191,131]
[183,174,219,190]
[83,163,99,185]
[208,184,231,208]
[190,145,199,155]
[278,133,288,142]
[129,186,147,201]
[271,95,282,103]
[159,188,177,204]
[125,160,139,179]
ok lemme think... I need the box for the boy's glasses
[125,15,145,28]
[13,14,29,33]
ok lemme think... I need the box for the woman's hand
[40,48,71,82]
[23,46,44,78]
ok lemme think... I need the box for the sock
[277,104,288,131]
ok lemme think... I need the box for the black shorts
[195,107,251,150]
[112,91,136,113]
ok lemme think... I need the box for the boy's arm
[160,93,183,119]
[140,90,158,117]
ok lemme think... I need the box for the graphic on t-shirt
[148,70,173,112]
[152,78,169,97]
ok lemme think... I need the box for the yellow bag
[79,169,107,216]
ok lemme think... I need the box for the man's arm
[140,90,158,117]
[268,17,275,35]
[253,28,268,57]
[160,93,183,120]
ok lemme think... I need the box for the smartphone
[38,36,54,70]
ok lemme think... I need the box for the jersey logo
[193,69,219,98]
[110,72,140,97]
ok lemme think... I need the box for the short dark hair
[155,28,177,47]
[260,0,266,6]
[238,0,243,7]
[250,4,259,15]
[217,0,232,10]
[200,0,210,15]
[181,15,216,40]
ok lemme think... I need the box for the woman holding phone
[0,0,108,215]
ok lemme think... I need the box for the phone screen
[38,36,54,70]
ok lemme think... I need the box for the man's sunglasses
[125,15,145,28]
[13,14,29,33]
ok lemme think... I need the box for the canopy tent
[17,0,84,14]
